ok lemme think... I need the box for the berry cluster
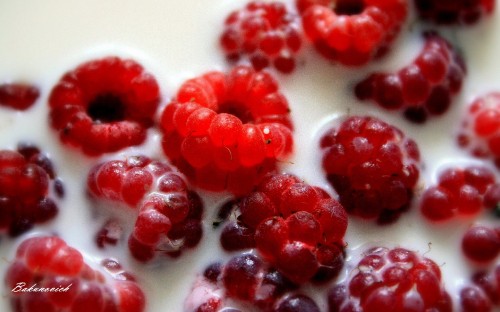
[217,173,347,284]
[0,144,63,236]
[320,116,421,224]
[355,32,466,123]
[420,165,499,221]
[297,0,408,66]
[458,92,500,169]
[160,65,293,195]
[462,224,500,263]
[87,155,204,262]
[0,82,39,110]
[414,0,495,25]
[220,1,302,73]
[49,57,160,156]
[460,265,500,312]
[5,236,145,312]
[328,246,452,312]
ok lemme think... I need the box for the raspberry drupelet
[320,116,421,224]
[328,246,453,312]
[48,57,160,156]
[414,0,495,25]
[355,32,466,123]
[462,224,500,263]
[5,236,146,312]
[460,265,500,312]
[87,155,204,262]
[160,65,294,195]
[0,82,39,110]
[0,143,63,236]
[458,92,500,169]
[220,1,303,73]
[296,0,408,66]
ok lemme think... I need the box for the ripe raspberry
[0,82,39,110]
[297,0,408,66]
[462,225,500,263]
[320,116,421,224]
[48,57,160,156]
[415,0,495,25]
[217,172,347,284]
[5,236,145,312]
[458,92,500,169]
[87,155,204,262]
[420,165,497,221]
[460,267,500,312]
[355,32,466,123]
[220,1,303,73]
[328,246,452,312]
[160,65,294,195]
[0,143,63,236]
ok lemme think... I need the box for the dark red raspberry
[415,0,495,25]
[297,0,408,66]
[328,246,452,312]
[87,155,204,262]
[220,1,303,73]
[0,143,63,236]
[462,225,500,263]
[0,82,39,110]
[460,267,500,311]
[5,236,145,312]
[160,65,294,195]
[458,92,500,169]
[420,165,497,221]
[48,57,160,156]
[217,172,347,284]
[355,32,466,123]
[320,116,420,224]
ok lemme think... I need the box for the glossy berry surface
[460,266,500,312]
[48,57,160,156]
[5,236,145,312]
[87,155,204,262]
[297,0,408,66]
[328,246,452,312]
[420,165,498,221]
[160,65,293,195]
[355,32,466,123]
[217,172,347,284]
[462,225,500,263]
[320,116,420,224]
[0,144,63,236]
[220,1,302,73]
[0,83,39,110]
[458,92,500,169]
[415,0,495,25]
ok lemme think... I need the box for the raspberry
[327,246,452,312]
[460,267,500,311]
[462,225,500,263]
[48,57,160,156]
[355,32,466,123]
[0,82,39,110]
[217,172,347,284]
[415,0,495,25]
[220,1,303,73]
[320,116,420,224]
[458,92,500,169]
[0,143,63,236]
[297,0,408,66]
[420,165,497,221]
[160,65,294,195]
[87,155,204,262]
[5,236,145,312]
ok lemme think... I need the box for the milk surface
[0,1,499,311]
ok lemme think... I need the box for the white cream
[0,1,499,311]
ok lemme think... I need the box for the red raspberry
[460,267,500,311]
[355,32,466,123]
[217,173,347,284]
[297,0,408,66]
[462,225,500,263]
[420,165,497,221]
[220,1,303,73]
[320,116,421,224]
[415,0,495,25]
[48,57,160,156]
[5,236,145,312]
[87,155,204,262]
[160,65,294,195]
[458,92,500,169]
[328,246,452,312]
[0,143,63,236]
[0,82,39,110]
